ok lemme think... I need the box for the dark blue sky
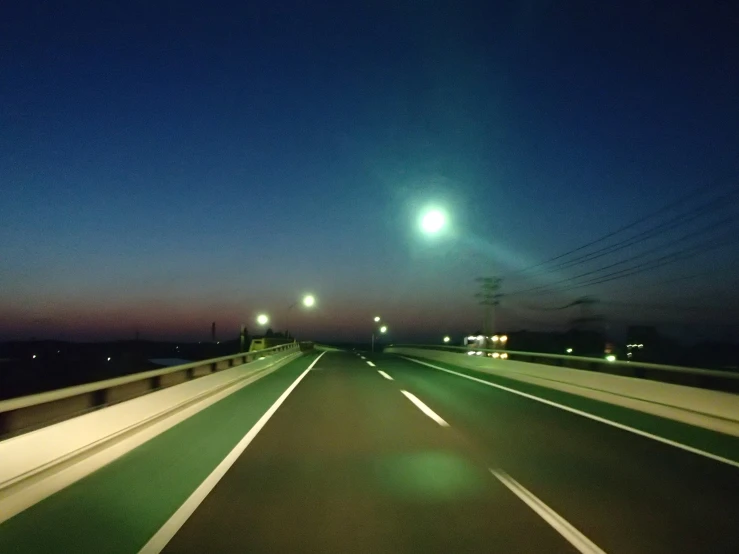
[2,2,738,342]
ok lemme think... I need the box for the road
[2,350,739,553]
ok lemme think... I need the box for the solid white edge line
[400,390,449,427]
[401,356,739,469]
[138,351,327,554]
[490,469,608,554]
[366,361,376,367]
[377,370,393,381]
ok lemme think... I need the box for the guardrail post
[92,388,107,409]
[211,362,218,373]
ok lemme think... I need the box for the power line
[527,231,739,296]
[508,215,736,296]
[536,190,738,275]
[510,171,738,276]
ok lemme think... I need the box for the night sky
[2,2,738,343]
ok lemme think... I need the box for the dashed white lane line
[490,469,608,554]
[366,361,376,367]
[400,390,449,427]
[377,370,393,380]
[138,352,326,553]
[402,356,739,470]
[360,355,366,359]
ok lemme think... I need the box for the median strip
[400,390,449,427]
[490,468,607,554]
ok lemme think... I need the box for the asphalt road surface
[161,351,739,554]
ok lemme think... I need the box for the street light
[371,319,388,353]
[285,294,316,338]
[443,336,450,343]
[256,314,269,326]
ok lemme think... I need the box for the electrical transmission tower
[475,277,502,335]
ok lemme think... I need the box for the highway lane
[162,351,581,553]
[372,353,739,554]
[3,349,737,553]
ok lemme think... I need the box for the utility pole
[239,324,247,352]
[475,277,502,336]
[211,322,216,343]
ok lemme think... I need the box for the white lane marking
[139,352,326,553]
[400,390,449,427]
[402,357,739,470]
[377,370,393,381]
[491,469,608,554]
[366,361,376,367]
[360,356,366,359]
[0,353,301,526]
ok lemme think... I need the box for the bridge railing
[0,342,300,439]
[386,344,739,394]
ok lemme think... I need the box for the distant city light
[32,354,37,359]
[443,336,450,343]
[420,209,447,234]
[492,352,500,358]
[500,335,508,343]
[501,353,509,359]
[606,355,617,362]
[566,348,573,354]
[492,335,499,342]
[638,344,644,348]
[107,357,111,361]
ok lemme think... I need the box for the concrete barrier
[0,346,301,494]
[0,343,298,439]
[387,346,739,437]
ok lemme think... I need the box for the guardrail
[0,342,301,439]
[387,344,739,394]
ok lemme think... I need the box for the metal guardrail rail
[388,344,739,393]
[0,342,301,439]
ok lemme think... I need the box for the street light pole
[285,294,316,339]
[371,317,386,352]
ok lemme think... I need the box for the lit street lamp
[285,294,316,338]
[443,336,451,343]
[256,313,269,326]
[371,318,387,353]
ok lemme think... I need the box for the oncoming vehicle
[463,334,509,359]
